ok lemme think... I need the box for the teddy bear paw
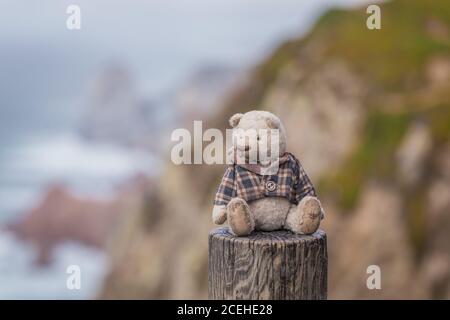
[298,196,322,234]
[212,205,227,225]
[286,196,322,235]
[227,198,255,236]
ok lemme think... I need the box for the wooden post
[208,227,327,300]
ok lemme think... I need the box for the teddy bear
[212,110,324,236]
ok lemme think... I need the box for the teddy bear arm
[212,204,227,225]
[293,160,321,205]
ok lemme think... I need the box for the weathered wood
[208,227,327,300]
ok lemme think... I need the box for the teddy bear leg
[285,196,322,235]
[227,198,255,236]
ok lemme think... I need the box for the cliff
[100,0,450,299]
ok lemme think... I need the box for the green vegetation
[319,103,450,211]
[425,104,450,145]
[405,187,427,258]
[312,0,450,91]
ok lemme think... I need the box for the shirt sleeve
[294,159,317,203]
[214,165,236,206]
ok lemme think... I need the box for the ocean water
[0,0,369,299]
[0,134,156,299]
[0,133,159,223]
[0,231,108,299]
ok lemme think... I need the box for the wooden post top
[209,227,327,244]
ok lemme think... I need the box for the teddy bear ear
[265,116,280,129]
[229,113,244,128]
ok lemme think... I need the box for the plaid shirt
[214,152,316,206]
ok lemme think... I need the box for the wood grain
[208,227,327,300]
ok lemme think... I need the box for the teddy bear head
[229,110,287,165]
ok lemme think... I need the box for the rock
[396,121,433,186]
[9,176,151,266]
[265,59,366,180]
[425,19,449,43]
[175,65,244,123]
[327,183,425,299]
[425,55,450,86]
[79,65,171,150]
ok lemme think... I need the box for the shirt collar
[236,152,290,175]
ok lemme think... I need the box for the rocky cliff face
[100,0,450,299]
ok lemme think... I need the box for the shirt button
[265,181,277,192]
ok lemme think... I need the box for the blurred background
[0,0,449,299]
